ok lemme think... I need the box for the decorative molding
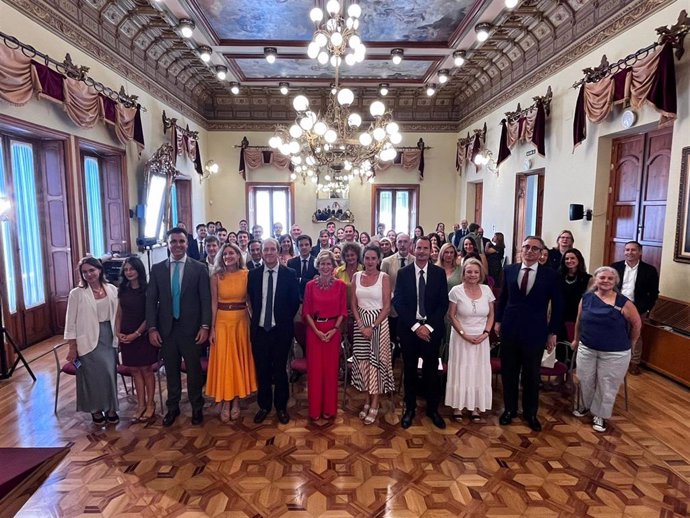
[205,120,461,133]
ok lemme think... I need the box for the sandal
[131,407,146,423]
[91,412,105,424]
[220,402,230,423]
[230,404,240,421]
[470,412,481,423]
[363,407,379,425]
[358,404,371,420]
[452,411,463,422]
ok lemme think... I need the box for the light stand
[0,197,36,381]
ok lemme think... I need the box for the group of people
[63,218,658,434]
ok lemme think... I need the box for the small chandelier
[269,1,401,194]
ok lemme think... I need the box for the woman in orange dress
[207,242,256,421]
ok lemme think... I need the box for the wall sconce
[569,204,593,221]
[475,23,493,42]
[202,160,220,182]
[474,149,498,174]
[391,48,404,65]
[176,19,195,38]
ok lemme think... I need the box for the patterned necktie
[418,270,427,318]
[520,267,531,296]
[171,261,181,319]
[263,269,274,331]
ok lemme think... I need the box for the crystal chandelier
[268,1,401,194]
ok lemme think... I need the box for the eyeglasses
[521,245,542,253]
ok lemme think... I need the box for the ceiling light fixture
[264,47,278,64]
[379,83,389,96]
[391,48,404,65]
[279,82,290,95]
[475,23,492,42]
[453,50,466,67]
[505,0,519,8]
[438,69,449,84]
[215,65,227,80]
[230,82,240,94]
[270,2,400,195]
[197,45,212,63]
[176,19,195,39]
[426,84,436,96]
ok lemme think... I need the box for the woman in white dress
[445,258,495,422]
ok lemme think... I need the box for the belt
[314,316,339,322]
[218,302,247,311]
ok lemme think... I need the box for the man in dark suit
[146,227,212,427]
[287,235,318,301]
[311,230,331,256]
[494,236,563,432]
[611,240,659,375]
[449,219,470,249]
[248,238,300,424]
[187,223,207,261]
[246,239,263,270]
[393,236,449,429]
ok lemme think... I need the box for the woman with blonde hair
[571,266,641,433]
[207,242,256,422]
[445,258,495,422]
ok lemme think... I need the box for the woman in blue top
[571,266,641,433]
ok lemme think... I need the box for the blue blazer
[393,263,449,346]
[496,263,563,347]
[286,255,318,301]
[247,264,300,333]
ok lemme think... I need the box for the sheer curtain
[170,182,179,227]
[0,145,17,313]
[83,156,106,257]
[10,141,46,308]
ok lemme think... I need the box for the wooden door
[474,182,483,225]
[605,127,671,272]
[175,178,192,230]
[512,170,544,262]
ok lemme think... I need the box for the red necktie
[520,267,530,295]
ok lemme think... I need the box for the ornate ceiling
[3,0,673,131]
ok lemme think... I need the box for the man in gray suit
[381,233,412,346]
[146,227,212,427]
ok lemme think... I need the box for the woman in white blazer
[64,257,120,424]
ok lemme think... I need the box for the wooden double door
[605,127,672,273]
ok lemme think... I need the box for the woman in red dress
[302,250,348,420]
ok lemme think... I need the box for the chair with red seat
[289,321,308,396]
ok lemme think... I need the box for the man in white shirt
[237,230,250,264]
[204,235,220,270]
[188,224,207,261]
[611,241,659,375]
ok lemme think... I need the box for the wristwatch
[459,330,465,336]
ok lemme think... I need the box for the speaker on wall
[569,204,584,221]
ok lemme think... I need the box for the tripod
[0,301,36,381]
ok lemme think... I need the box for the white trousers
[576,343,630,419]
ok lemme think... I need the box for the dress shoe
[277,409,290,424]
[499,411,513,426]
[162,408,180,428]
[525,415,542,432]
[401,410,415,429]
[191,409,203,426]
[628,364,641,375]
[254,408,269,424]
[428,412,446,429]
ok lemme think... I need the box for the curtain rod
[162,111,198,140]
[0,31,145,111]
[235,136,431,150]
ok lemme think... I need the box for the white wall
[0,4,207,256]
[457,2,690,301]
[204,130,460,238]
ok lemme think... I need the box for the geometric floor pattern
[3,342,690,517]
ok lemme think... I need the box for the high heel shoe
[220,402,230,423]
[140,402,156,422]
[230,404,240,421]
[131,407,146,423]
[363,407,379,425]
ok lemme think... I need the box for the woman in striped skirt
[350,245,394,425]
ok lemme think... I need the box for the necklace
[565,275,577,285]
[91,285,105,297]
[316,275,334,290]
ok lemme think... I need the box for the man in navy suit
[393,236,449,429]
[246,239,263,270]
[187,223,207,261]
[146,227,211,427]
[494,236,562,432]
[248,238,300,424]
[287,235,318,301]
[611,240,659,375]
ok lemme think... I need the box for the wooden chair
[116,358,165,411]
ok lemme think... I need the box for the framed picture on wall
[313,191,354,223]
[674,146,690,263]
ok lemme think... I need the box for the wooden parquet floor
[2,338,690,517]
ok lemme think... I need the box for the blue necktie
[172,261,181,319]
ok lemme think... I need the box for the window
[0,143,17,313]
[143,174,167,239]
[10,141,46,308]
[247,183,294,235]
[170,182,179,227]
[373,185,419,236]
[83,155,106,258]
